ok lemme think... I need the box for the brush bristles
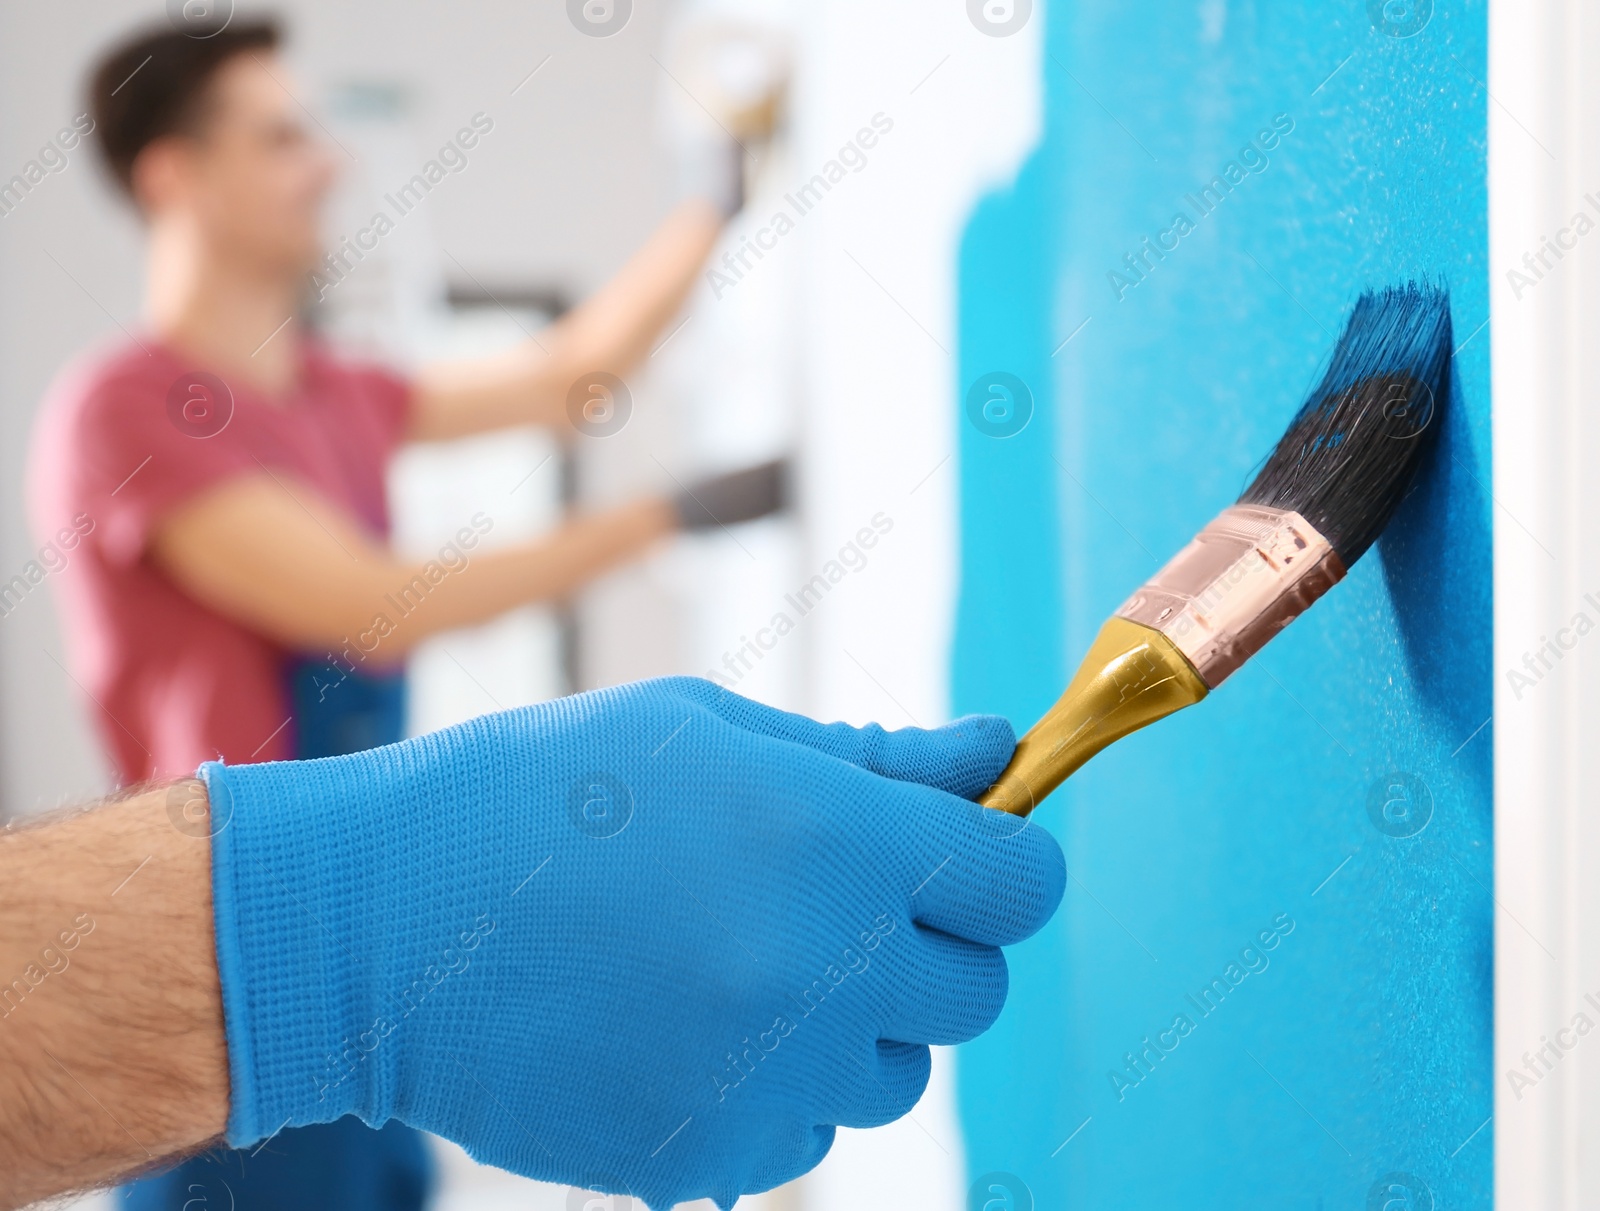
[1238,283,1452,565]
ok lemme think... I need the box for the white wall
[782,3,1041,1207]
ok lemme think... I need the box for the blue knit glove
[201,677,1064,1209]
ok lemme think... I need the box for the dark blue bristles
[1239,283,1452,565]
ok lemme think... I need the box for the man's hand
[203,678,1063,1210]
[0,682,1065,1211]
[0,783,229,1209]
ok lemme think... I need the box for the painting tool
[980,284,1452,815]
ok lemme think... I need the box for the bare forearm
[156,476,678,656]
[549,200,723,382]
[409,200,723,440]
[0,784,229,1209]
[375,497,678,647]
[226,497,677,654]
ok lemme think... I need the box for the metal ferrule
[978,617,1208,815]
[1114,504,1347,689]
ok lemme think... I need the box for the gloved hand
[664,25,786,220]
[674,457,790,530]
[673,127,747,218]
[201,677,1064,1210]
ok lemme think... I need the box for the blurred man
[28,16,772,1210]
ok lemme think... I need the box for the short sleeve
[72,359,263,568]
[331,357,413,454]
[298,348,414,535]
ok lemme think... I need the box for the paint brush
[980,284,1452,815]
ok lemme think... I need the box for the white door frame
[1491,0,1600,1202]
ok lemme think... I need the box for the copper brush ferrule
[1115,505,1347,687]
[977,506,1346,814]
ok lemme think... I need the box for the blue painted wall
[952,3,1492,1208]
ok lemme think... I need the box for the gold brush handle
[979,617,1209,815]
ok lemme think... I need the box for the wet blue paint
[952,3,1492,1207]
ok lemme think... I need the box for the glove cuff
[202,757,379,1145]
[204,761,267,1145]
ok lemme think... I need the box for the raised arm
[407,199,724,442]
[150,473,677,654]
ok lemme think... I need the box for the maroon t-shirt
[28,336,411,784]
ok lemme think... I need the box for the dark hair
[89,17,282,196]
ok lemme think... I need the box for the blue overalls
[120,659,435,1211]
